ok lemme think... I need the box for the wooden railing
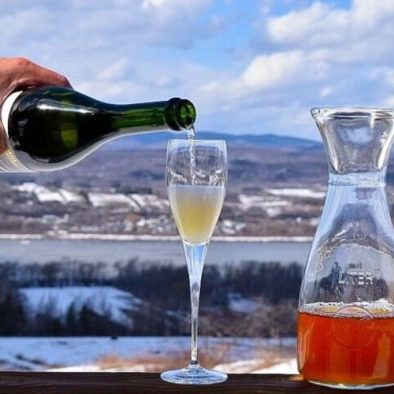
[0,372,392,393]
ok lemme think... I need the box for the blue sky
[1,0,394,139]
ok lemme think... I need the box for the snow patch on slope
[20,286,141,327]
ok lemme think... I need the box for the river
[0,238,311,266]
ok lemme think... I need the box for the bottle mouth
[311,107,394,120]
[177,99,196,130]
[166,98,196,130]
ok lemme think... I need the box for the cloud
[1,1,394,138]
[384,96,394,107]
[195,0,394,136]
[371,67,394,87]
[267,2,334,46]
[266,0,394,63]
[0,0,215,56]
[0,0,218,99]
[97,59,132,82]
[201,51,305,94]
[199,48,330,106]
[241,50,304,90]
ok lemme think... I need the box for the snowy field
[0,336,297,373]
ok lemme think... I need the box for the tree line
[0,259,303,337]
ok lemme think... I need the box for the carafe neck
[328,171,386,187]
[312,107,394,177]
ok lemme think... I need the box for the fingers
[10,57,72,90]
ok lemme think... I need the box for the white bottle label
[0,91,30,172]
[1,91,23,136]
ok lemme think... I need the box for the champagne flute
[161,139,228,385]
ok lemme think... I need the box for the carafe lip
[311,107,394,120]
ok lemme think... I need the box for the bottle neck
[107,101,174,135]
[106,98,195,135]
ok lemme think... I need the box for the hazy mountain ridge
[106,131,323,150]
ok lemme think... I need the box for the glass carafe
[298,108,394,390]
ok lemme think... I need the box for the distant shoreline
[0,233,313,243]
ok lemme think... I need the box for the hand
[0,57,71,153]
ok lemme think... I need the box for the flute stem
[183,241,207,366]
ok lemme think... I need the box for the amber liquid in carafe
[298,304,394,386]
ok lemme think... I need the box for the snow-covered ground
[0,337,296,372]
[238,194,291,218]
[255,358,298,374]
[88,193,139,209]
[13,183,85,205]
[0,337,188,370]
[266,188,325,199]
[228,293,260,313]
[216,358,298,374]
[20,286,142,327]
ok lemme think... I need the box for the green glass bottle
[0,86,196,172]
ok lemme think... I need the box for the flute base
[160,363,228,385]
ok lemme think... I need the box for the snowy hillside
[0,336,296,372]
[20,287,142,328]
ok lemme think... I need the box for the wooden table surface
[0,372,392,394]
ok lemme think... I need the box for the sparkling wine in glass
[161,139,227,385]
